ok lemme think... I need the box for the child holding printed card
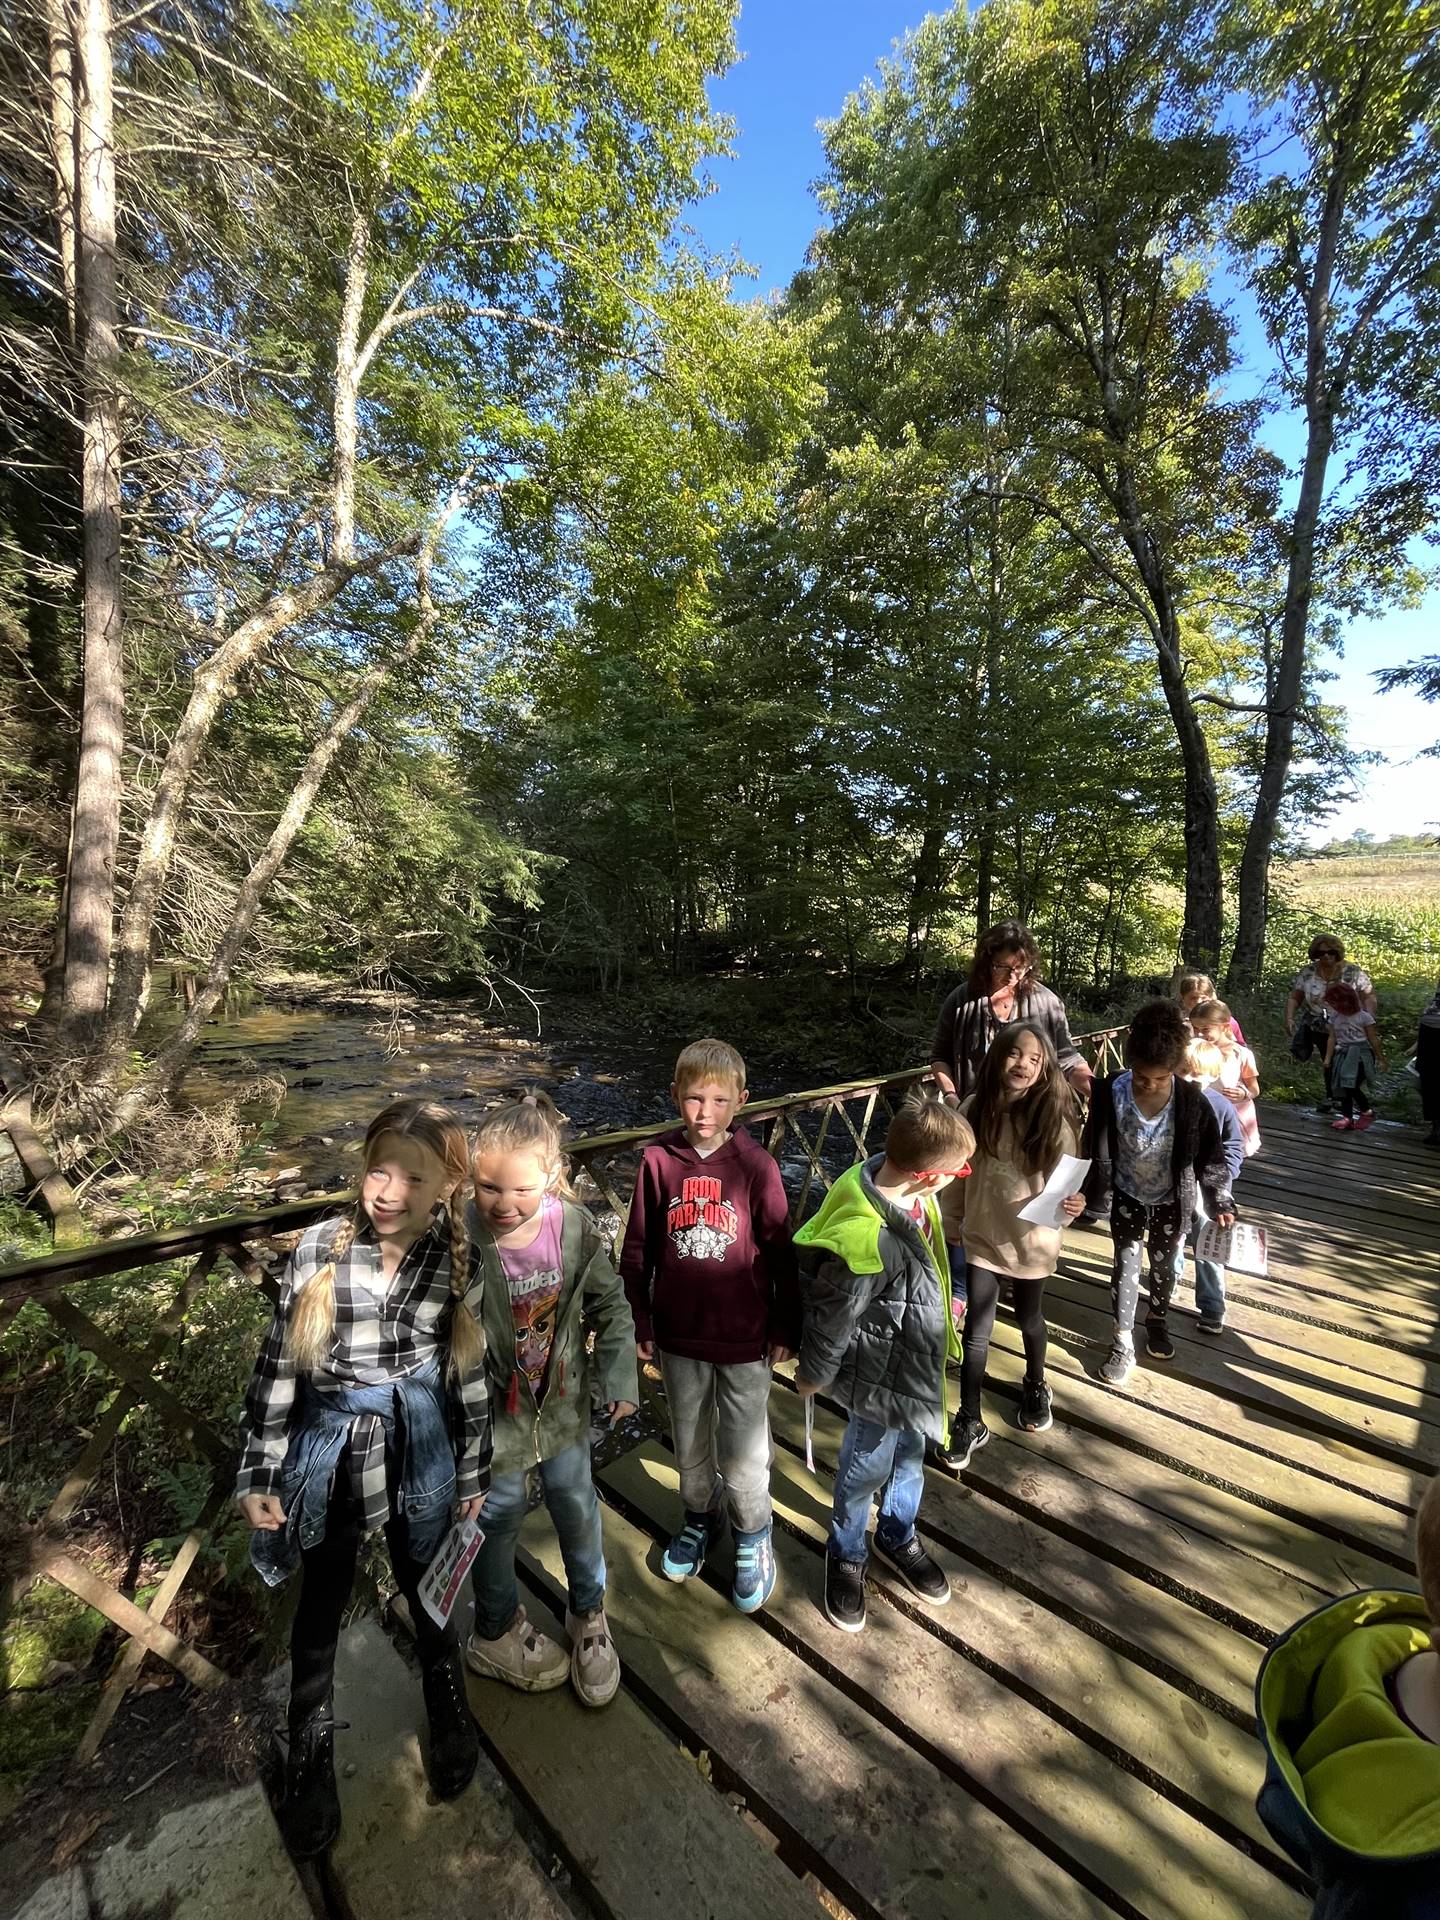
[935,1022,1085,1468]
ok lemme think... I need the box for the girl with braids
[236,1099,490,1859]
[935,1023,1084,1470]
[463,1091,637,1709]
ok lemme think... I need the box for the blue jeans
[1171,1211,1226,1321]
[828,1415,926,1564]
[946,1240,968,1306]
[471,1440,606,1637]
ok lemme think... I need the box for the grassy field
[1236,852,1439,1115]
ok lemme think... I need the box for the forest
[2,0,1439,1165]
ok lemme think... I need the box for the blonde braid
[286,1210,359,1373]
[445,1192,485,1382]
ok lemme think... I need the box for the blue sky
[684,1,1437,845]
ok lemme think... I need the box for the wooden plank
[1062,1220,1438,1329]
[977,1318,1418,1562]
[459,1575,826,1920]
[1237,1175,1438,1246]
[0,1104,86,1246]
[767,1391,1265,1718]
[73,1477,231,1767]
[47,1249,222,1529]
[604,1438,1279,1861]
[599,1443,1305,1920]
[38,1549,225,1690]
[329,1620,575,1920]
[1173,1264,1440,1364]
[954,1344,1408,1600]
[521,1483,1109,1920]
[0,1193,346,1297]
[1060,1229,1436,1348]
[918,1387,1329,1635]
[1256,1102,1438,1161]
[1035,1287,1440,1474]
[1045,1267,1440,1412]
[40,1295,231,1461]
[759,1441,1280,1861]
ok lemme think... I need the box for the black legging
[289,1475,455,1725]
[960,1264,1048,1419]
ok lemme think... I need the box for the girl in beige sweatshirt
[936,1022,1084,1470]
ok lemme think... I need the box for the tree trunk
[57,0,123,1057]
[105,621,433,1126]
[103,541,418,1045]
[1110,468,1223,972]
[45,0,78,340]
[1165,657,1224,975]
[1227,422,1332,989]
[1228,370,1340,984]
[104,196,394,1047]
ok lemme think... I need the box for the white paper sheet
[419,1516,486,1628]
[1195,1220,1268,1276]
[1017,1155,1091,1229]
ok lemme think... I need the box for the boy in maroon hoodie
[621,1038,800,1614]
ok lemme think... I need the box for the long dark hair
[969,1021,1078,1178]
[966,919,1042,997]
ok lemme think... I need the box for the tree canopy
[1,0,1435,1149]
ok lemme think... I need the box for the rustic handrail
[0,1022,1127,1765]
[0,1025,1128,1296]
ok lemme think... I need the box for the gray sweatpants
[659,1353,774,1534]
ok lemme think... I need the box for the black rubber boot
[422,1652,479,1800]
[280,1707,341,1859]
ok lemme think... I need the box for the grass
[1213,853,1440,1115]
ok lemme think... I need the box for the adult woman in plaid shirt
[236,1098,490,1858]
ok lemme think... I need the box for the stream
[168,994,683,1191]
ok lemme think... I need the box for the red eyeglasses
[917,1165,973,1179]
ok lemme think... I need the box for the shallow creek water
[169,998,680,1190]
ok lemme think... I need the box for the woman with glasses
[930,921,1092,1108]
[929,922,1092,1284]
[1285,936,1378,1113]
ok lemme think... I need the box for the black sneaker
[823,1554,867,1633]
[279,1708,343,1859]
[1145,1320,1175,1361]
[932,1416,988,1474]
[1197,1314,1225,1335]
[871,1533,950,1606]
[422,1653,480,1800]
[1016,1378,1053,1432]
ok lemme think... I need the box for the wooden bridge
[3,1045,1436,1918]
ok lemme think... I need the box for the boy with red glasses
[793,1088,974,1633]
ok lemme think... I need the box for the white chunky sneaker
[566,1605,621,1709]
[465,1605,569,1692]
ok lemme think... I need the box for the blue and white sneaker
[731,1524,777,1614]
[661,1509,723,1583]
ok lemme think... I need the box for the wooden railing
[0,1024,1126,1765]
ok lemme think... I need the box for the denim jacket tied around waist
[249,1359,455,1588]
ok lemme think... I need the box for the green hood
[795,1162,958,1361]
[1258,1588,1440,1858]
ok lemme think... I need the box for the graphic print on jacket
[667,1173,739,1263]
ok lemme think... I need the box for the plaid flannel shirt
[235,1211,491,1532]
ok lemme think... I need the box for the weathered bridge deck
[4,1078,1436,1919]
[468,1101,1437,1920]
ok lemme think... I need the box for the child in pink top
[1190,999,1261,1158]
[1322,981,1387,1132]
